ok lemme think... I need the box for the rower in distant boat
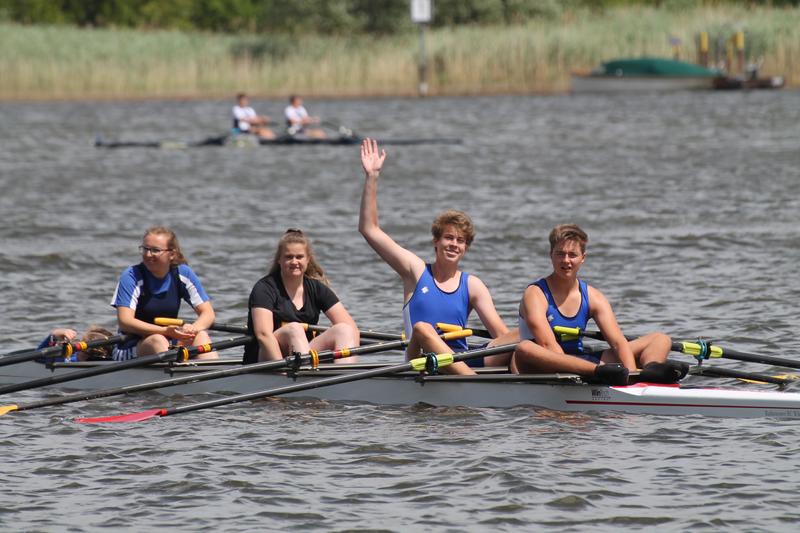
[512,224,686,384]
[232,93,276,139]
[284,95,327,139]
[358,138,517,375]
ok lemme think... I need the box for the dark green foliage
[1,0,798,33]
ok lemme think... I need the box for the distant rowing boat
[4,359,800,419]
[94,132,462,149]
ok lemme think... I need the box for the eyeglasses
[139,245,170,256]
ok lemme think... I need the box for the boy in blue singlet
[358,138,517,375]
[512,224,687,384]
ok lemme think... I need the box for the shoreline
[2,6,796,100]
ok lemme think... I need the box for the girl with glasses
[110,226,217,361]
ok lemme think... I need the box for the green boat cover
[599,58,718,77]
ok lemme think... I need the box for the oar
[553,326,800,370]
[0,337,248,396]
[0,331,465,417]
[0,334,131,368]
[321,120,357,138]
[76,340,516,424]
[155,317,406,342]
[436,323,492,338]
[689,365,796,386]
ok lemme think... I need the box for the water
[1,92,799,531]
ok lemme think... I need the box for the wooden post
[734,30,745,75]
[698,31,709,67]
[725,36,734,74]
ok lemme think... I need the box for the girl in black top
[244,229,360,364]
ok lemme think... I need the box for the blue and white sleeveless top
[109,263,209,360]
[403,264,470,352]
[518,278,590,355]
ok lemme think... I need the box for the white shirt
[284,104,309,125]
[232,105,257,131]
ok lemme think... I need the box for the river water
[1,92,799,531]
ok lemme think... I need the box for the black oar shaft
[691,366,793,386]
[563,328,800,371]
[12,338,408,412]
[0,335,130,368]
[0,337,248,396]
[165,343,516,417]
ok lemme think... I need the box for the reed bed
[1,4,797,100]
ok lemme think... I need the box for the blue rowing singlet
[403,264,470,352]
[518,278,590,355]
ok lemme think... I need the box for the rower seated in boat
[284,95,327,139]
[243,228,359,364]
[232,93,276,140]
[358,138,517,375]
[35,326,114,362]
[110,226,218,361]
[512,224,687,385]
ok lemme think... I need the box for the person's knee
[411,321,437,340]
[282,322,307,337]
[141,334,169,353]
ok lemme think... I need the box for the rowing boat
[94,133,462,149]
[4,359,800,419]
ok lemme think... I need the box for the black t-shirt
[243,273,339,363]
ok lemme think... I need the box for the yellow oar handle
[680,341,723,358]
[552,326,581,342]
[155,317,185,326]
[442,329,472,340]
[281,322,309,331]
[436,323,463,332]
[409,353,455,372]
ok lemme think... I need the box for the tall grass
[1,4,797,100]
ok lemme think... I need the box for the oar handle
[435,323,492,338]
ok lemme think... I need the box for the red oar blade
[76,408,165,424]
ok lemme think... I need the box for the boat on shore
[571,57,720,93]
[4,359,800,419]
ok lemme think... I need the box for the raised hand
[360,138,387,177]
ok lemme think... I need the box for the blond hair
[82,325,114,359]
[143,226,188,265]
[268,228,329,286]
[431,210,475,247]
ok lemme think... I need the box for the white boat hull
[3,360,800,419]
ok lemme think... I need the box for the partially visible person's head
[431,210,475,247]
[82,325,114,359]
[142,226,187,266]
[237,93,248,105]
[289,94,302,106]
[268,228,328,285]
[548,224,588,255]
